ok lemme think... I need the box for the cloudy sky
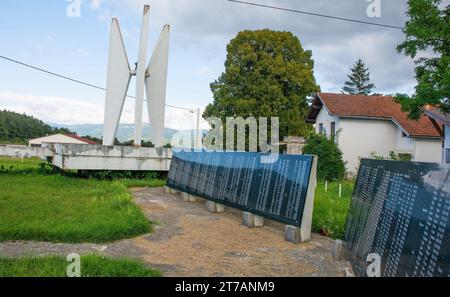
[0,0,416,130]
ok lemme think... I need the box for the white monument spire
[102,5,170,147]
[133,5,150,146]
[146,24,170,148]
[102,18,131,146]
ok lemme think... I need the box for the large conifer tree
[342,59,376,95]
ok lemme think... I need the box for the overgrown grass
[0,157,354,242]
[0,255,161,277]
[0,157,45,173]
[312,181,354,239]
[119,178,166,188]
[0,157,163,243]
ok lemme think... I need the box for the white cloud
[0,90,209,131]
[76,48,89,57]
[164,107,210,131]
[110,0,414,95]
[90,0,102,10]
[196,66,212,76]
[0,91,106,125]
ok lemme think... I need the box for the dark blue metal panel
[344,159,450,277]
[166,151,314,226]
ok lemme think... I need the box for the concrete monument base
[206,201,225,213]
[242,212,264,227]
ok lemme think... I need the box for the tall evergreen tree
[342,59,376,95]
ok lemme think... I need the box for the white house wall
[445,126,450,148]
[396,129,416,153]
[314,106,340,138]
[445,126,450,164]
[414,138,443,164]
[338,118,398,172]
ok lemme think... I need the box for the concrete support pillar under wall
[164,186,171,194]
[164,186,179,195]
[285,225,301,243]
[332,239,351,261]
[206,201,225,213]
[181,192,197,202]
[242,212,264,227]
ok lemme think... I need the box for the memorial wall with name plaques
[344,159,450,277]
[166,151,315,226]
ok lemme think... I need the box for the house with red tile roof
[28,133,98,147]
[306,93,443,172]
[424,107,450,165]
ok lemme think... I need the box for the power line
[225,0,404,30]
[0,55,107,92]
[0,55,198,113]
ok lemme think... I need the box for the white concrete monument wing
[146,25,170,148]
[102,18,131,146]
[102,6,170,147]
[134,5,151,146]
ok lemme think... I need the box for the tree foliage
[395,0,449,119]
[0,110,73,144]
[342,59,376,95]
[203,29,320,141]
[303,133,346,181]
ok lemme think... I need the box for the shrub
[303,133,345,181]
[76,170,162,180]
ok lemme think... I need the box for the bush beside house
[303,133,345,181]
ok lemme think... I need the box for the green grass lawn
[0,157,353,243]
[0,255,161,277]
[0,157,163,243]
[312,181,354,239]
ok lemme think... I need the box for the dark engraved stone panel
[166,151,314,226]
[344,159,450,277]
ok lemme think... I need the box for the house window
[446,149,450,164]
[331,122,336,142]
[319,123,324,135]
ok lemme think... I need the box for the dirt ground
[132,188,351,277]
[0,187,352,277]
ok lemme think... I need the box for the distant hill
[51,123,179,143]
[0,110,73,145]
[0,109,198,145]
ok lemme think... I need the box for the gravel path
[0,187,352,277]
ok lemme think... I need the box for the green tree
[395,0,449,119]
[203,29,319,144]
[0,110,74,144]
[303,133,346,181]
[81,135,102,144]
[342,59,376,95]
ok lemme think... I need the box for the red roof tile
[306,93,441,138]
[64,134,99,145]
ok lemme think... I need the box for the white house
[29,134,98,147]
[306,93,443,173]
[424,108,450,166]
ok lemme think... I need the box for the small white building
[29,134,98,147]
[306,93,443,173]
[424,108,450,165]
